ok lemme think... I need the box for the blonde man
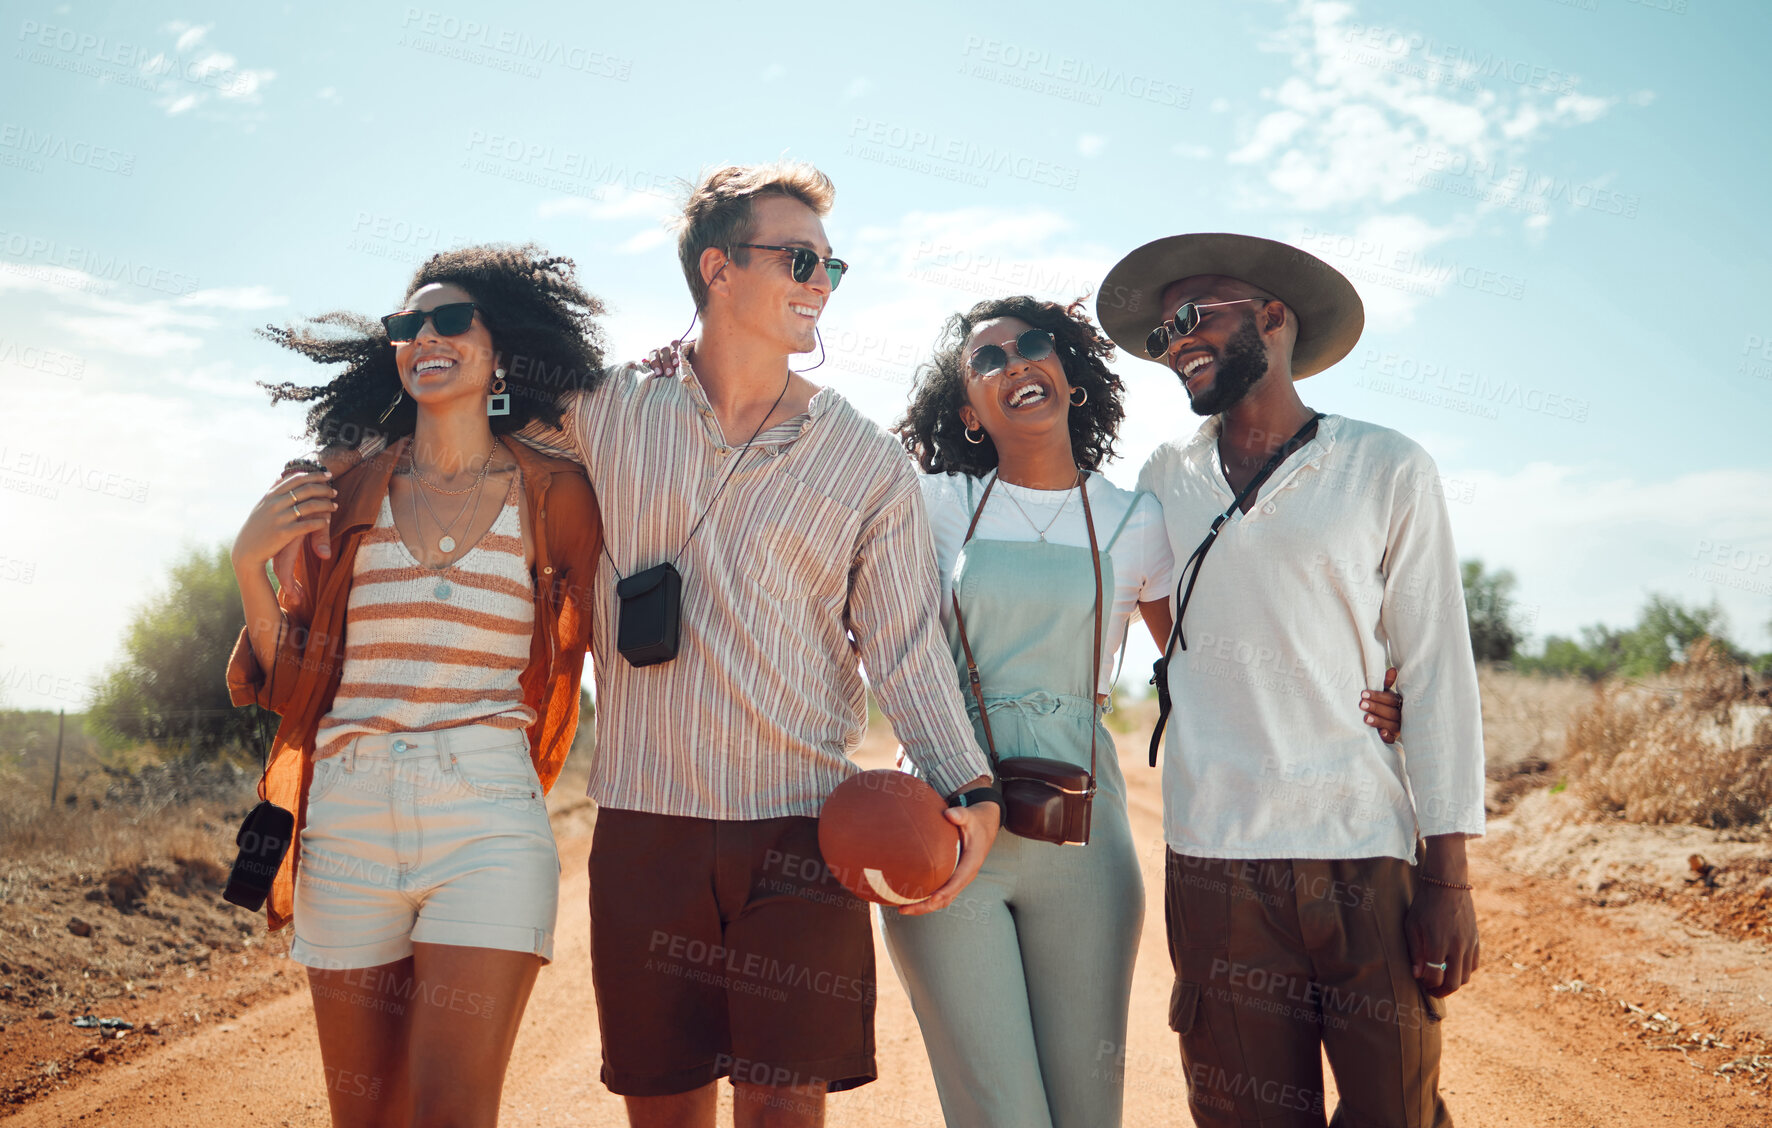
[527,163,1000,1128]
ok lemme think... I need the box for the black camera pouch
[223,799,295,911]
[615,561,682,667]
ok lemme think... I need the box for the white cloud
[1230,1,1615,214]
[172,23,209,52]
[178,285,286,311]
[538,186,677,223]
[145,24,275,117]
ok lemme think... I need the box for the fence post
[49,709,64,805]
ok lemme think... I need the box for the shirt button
[1263,502,1277,514]
[542,565,553,574]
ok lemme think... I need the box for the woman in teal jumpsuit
[886,296,1401,1128]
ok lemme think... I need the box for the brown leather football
[817,770,960,906]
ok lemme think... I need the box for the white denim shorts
[290,723,560,970]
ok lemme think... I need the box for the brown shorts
[588,807,877,1097]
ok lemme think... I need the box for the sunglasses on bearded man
[1143,298,1267,359]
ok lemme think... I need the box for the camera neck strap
[1148,411,1323,767]
[951,471,1104,780]
[604,366,791,581]
[254,617,284,802]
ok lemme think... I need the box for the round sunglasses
[1143,298,1265,359]
[731,243,848,290]
[381,301,481,345]
[969,329,1056,379]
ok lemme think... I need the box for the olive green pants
[1165,852,1452,1128]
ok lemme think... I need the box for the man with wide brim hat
[1102,234,1484,1128]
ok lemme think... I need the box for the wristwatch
[948,785,1004,825]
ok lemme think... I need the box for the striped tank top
[316,473,537,757]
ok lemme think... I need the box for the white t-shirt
[920,471,1174,696]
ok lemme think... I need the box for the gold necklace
[408,442,497,553]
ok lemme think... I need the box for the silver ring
[288,489,300,506]
[291,502,302,518]
[1426,961,1448,971]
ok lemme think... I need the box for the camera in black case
[615,561,682,667]
[223,800,295,911]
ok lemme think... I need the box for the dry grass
[0,761,256,906]
[1562,643,1772,831]
[1478,667,1596,771]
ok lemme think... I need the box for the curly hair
[257,244,608,448]
[895,296,1126,477]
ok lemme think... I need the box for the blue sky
[3,0,1769,710]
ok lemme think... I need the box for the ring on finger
[1426,960,1448,971]
[292,502,302,517]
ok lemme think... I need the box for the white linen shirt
[1136,413,1485,863]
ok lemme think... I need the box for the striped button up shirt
[522,346,991,819]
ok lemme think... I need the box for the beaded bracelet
[1420,874,1474,891]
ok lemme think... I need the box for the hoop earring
[376,389,404,425]
[1070,386,1088,407]
[487,367,510,417]
[964,426,985,445]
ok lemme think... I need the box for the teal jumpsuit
[880,483,1146,1128]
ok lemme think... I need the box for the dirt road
[7,737,1769,1126]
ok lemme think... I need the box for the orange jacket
[226,436,601,931]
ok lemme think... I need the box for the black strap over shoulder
[1148,413,1323,767]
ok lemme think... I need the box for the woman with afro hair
[881,295,1400,1128]
[226,244,606,1127]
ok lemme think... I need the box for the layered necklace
[407,441,499,555]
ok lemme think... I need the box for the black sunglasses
[731,243,848,290]
[968,329,1056,379]
[1143,299,1265,359]
[381,302,481,345]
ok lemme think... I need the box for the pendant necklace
[999,468,1081,542]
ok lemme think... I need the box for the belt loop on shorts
[341,739,359,773]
